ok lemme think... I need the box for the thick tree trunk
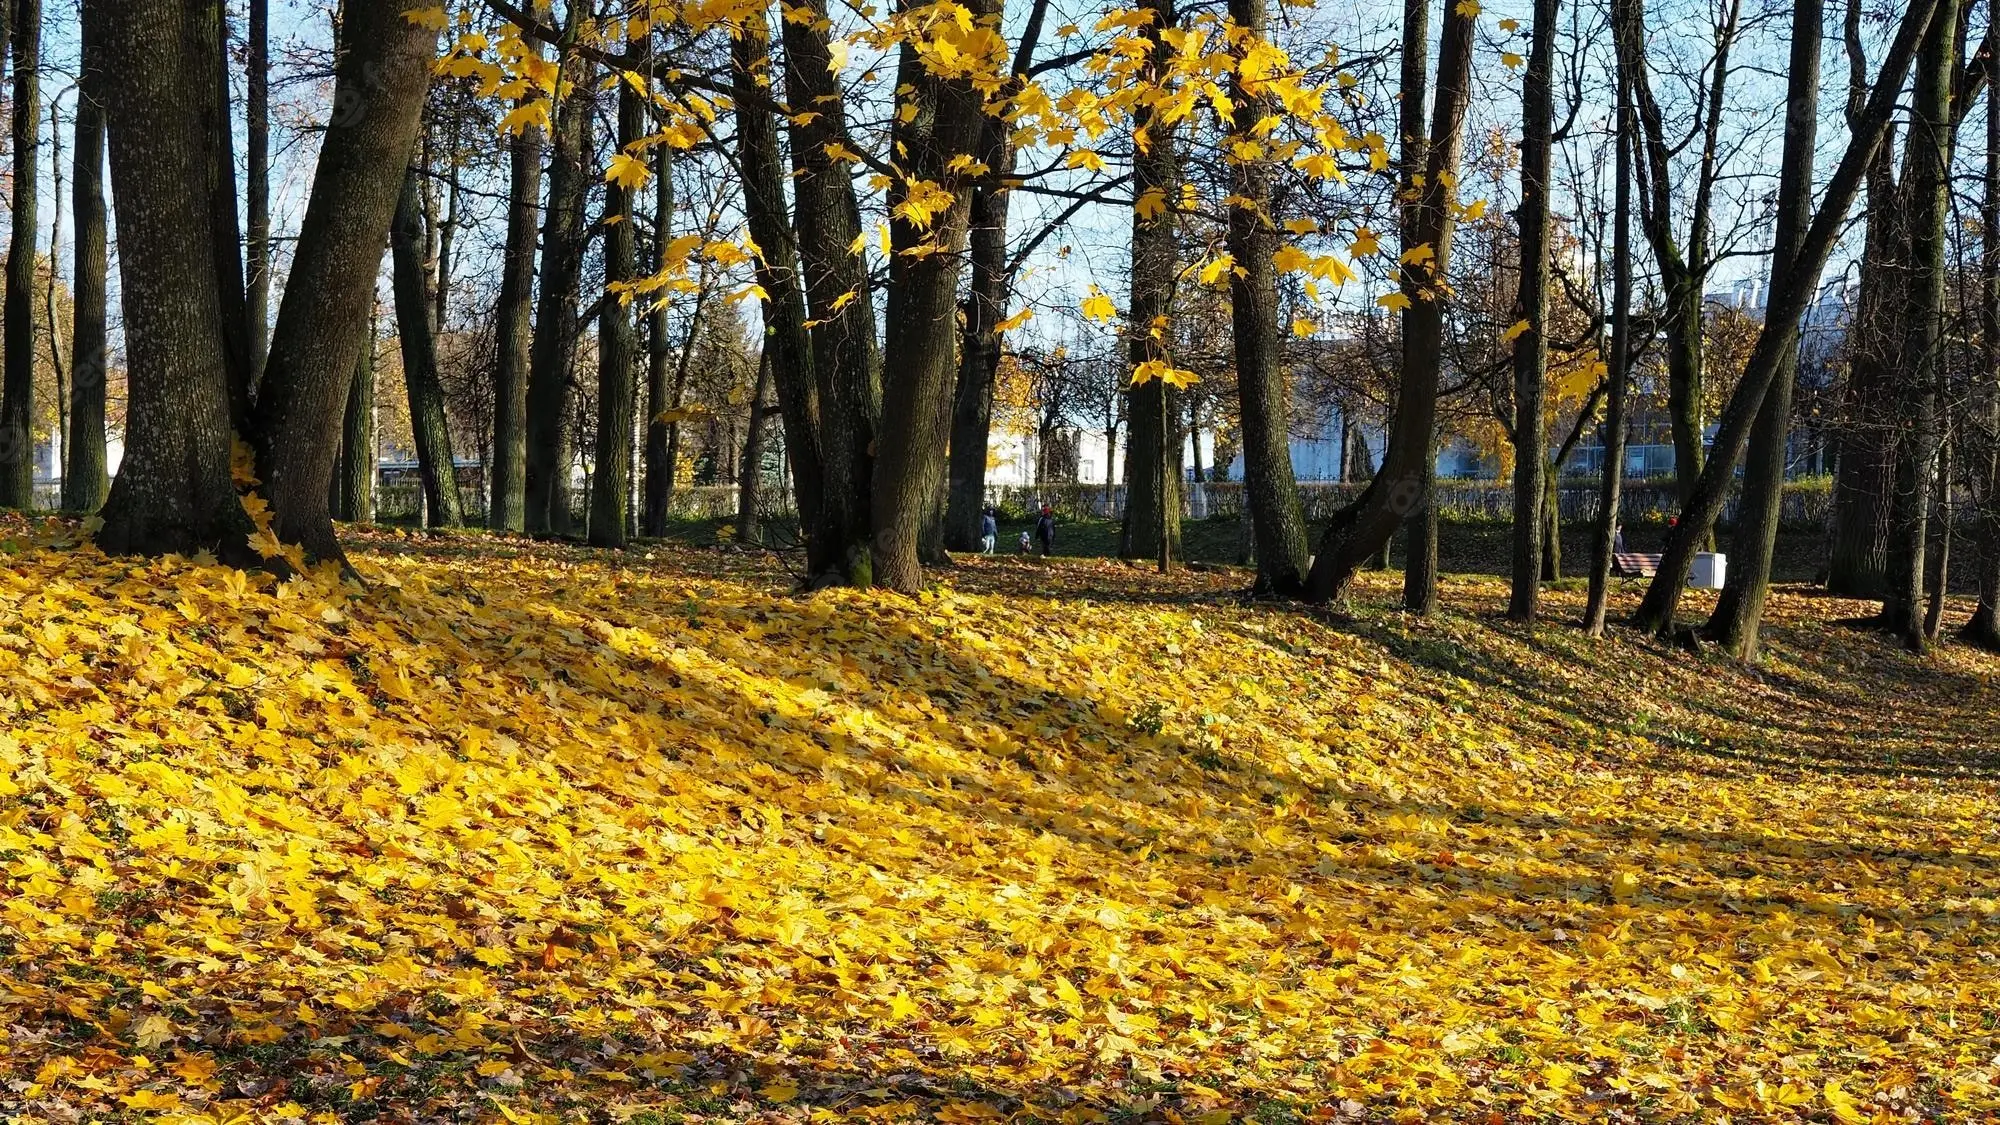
[253,4,437,560]
[1119,0,1182,569]
[1228,0,1310,596]
[0,0,41,507]
[491,7,544,532]
[734,6,824,556]
[63,42,110,515]
[1880,0,1961,652]
[525,13,592,536]
[1403,450,1439,614]
[390,166,465,529]
[1629,0,1940,635]
[642,146,676,537]
[869,21,991,592]
[1507,0,1558,621]
[587,71,644,548]
[246,0,270,378]
[737,352,773,543]
[89,0,258,562]
[1704,0,1823,661]
[1585,20,1635,637]
[338,329,375,522]
[784,0,878,584]
[1303,0,1475,603]
[945,126,1013,554]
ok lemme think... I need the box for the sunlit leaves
[1080,287,1118,322]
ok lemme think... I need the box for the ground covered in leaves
[2,515,1998,1124]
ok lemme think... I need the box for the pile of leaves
[2,516,1997,1124]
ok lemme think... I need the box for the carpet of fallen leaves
[3,515,1999,1125]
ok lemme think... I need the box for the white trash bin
[1690,552,1727,590]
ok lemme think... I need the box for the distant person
[1035,505,1056,557]
[980,508,998,555]
[1613,524,1628,554]
[1018,529,1033,554]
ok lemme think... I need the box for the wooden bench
[1613,552,1662,578]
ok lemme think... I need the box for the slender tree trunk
[0,0,41,507]
[587,68,643,548]
[1304,0,1475,603]
[89,0,258,562]
[642,146,676,536]
[338,327,376,522]
[1705,0,1823,660]
[1585,25,1635,637]
[63,38,109,514]
[246,0,269,378]
[1540,469,1561,582]
[1629,0,1940,635]
[525,9,591,536]
[734,4,823,557]
[869,16,992,592]
[252,3,438,560]
[203,0,251,432]
[1880,0,1961,652]
[1924,432,1952,641]
[784,0,877,584]
[1119,0,1182,568]
[945,122,1015,553]
[737,350,773,543]
[491,4,544,532]
[391,165,464,529]
[1403,449,1439,614]
[1966,26,2000,651]
[1507,0,1559,621]
[1228,0,1311,596]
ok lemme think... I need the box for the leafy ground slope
[2,516,1997,1124]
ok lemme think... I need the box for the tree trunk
[204,0,251,432]
[869,22,991,593]
[391,165,465,529]
[253,4,437,560]
[737,351,773,543]
[63,38,110,515]
[784,0,878,585]
[1119,0,1182,569]
[734,4,824,557]
[1629,0,1940,635]
[525,10,592,536]
[1966,27,2000,652]
[1507,0,1558,621]
[1228,0,1311,596]
[1585,18,1635,637]
[1403,448,1438,614]
[491,4,545,532]
[246,0,270,379]
[1879,0,1961,652]
[0,0,41,508]
[587,68,643,548]
[1540,469,1561,582]
[642,145,676,537]
[89,0,258,562]
[1923,432,1952,641]
[338,328,376,522]
[1303,0,1475,604]
[1704,0,1823,661]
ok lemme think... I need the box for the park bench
[1613,552,1662,578]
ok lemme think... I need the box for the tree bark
[253,3,437,560]
[588,67,643,548]
[491,2,545,532]
[204,0,251,432]
[1403,449,1438,614]
[1303,0,1474,604]
[391,165,465,529]
[525,7,592,536]
[1704,0,1822,661]
[1879,0,1961,653]
[642,145,676,536]
[89,0,258,562]
[1966,22,2000,651]
[1506,0,1558,621]
[869,12,993,592]
[1119,0,1182,569]
[784,0,878,585]
[63,34,110,515]
[1629,0,1941,636]
[737,351,773,543]
[1228,0,1311,596]
[0,0,40,508]
[246,0,270,379]
[734,4,824,556]
[337,328,376,522]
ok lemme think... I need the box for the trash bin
[1690,552,1726,590]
